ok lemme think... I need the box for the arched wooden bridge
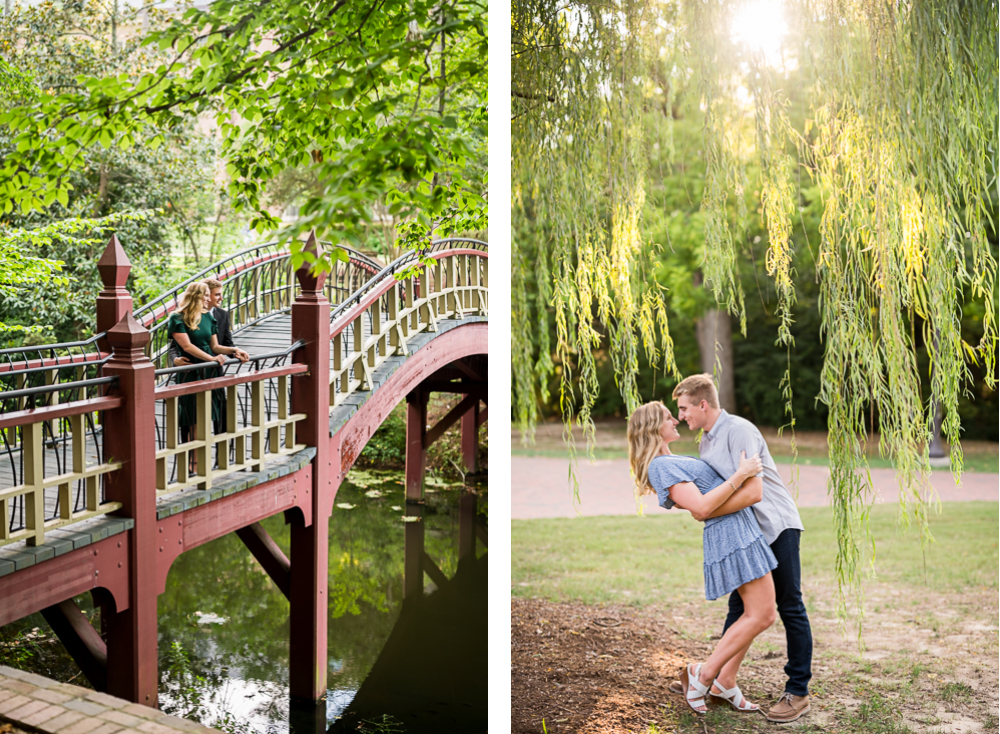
[0,234,488,706]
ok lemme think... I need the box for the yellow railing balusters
[327,251,487,413]
[251,379,265,473]
[23,422,44,547]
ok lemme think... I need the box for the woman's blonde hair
[178,283,209,330]
[627,401,668,497]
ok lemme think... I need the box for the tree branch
[513,89,556,103]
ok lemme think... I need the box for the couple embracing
[627,374,811,723]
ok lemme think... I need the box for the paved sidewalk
[512,456,999,519]
[0,666,218,734]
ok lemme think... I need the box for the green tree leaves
[0,0,486,265]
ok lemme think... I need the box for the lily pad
[346,469,400,489]
[193,611,228,625]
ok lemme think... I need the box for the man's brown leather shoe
[766,692,810,722]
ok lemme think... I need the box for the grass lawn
[512,502,998,606]
[513,503,999,734]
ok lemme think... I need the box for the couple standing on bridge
[627,374,812,723]
[166,279,250,459]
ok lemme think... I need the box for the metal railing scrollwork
[152,341,308,494]
[0,377,124,547]
[139,240,382,369]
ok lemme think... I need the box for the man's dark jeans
[722,528,812,696]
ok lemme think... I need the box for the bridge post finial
[106,311,151,361]
[295,230,328,295]
[97,235,134,353]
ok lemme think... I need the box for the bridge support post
[461,401,480,474]
[289,233,332,702]
[405,388,428,501]
[40,600,108,691]
[102,312,159,706]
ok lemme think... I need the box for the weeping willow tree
[512,0,998,631]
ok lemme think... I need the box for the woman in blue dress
[628,401,778,715]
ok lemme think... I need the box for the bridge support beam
[424,393,478,450]
[103,312,159,706]
[41,599,107,691]
[236,522,291,599]
[288,233,332,703]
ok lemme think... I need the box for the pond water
[0,469,488,734]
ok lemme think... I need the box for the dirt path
[512,586,998,734]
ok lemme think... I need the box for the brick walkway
[0,667,218,734]
[512,456,999,519]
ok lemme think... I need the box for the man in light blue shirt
[673,373,812,723]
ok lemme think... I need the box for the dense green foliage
[530,109,997,439]
[0,210,159,343]
[1,0,487,274]
[0,1,230,342]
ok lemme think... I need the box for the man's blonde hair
[671,374,719,409]
[203,278,223,291]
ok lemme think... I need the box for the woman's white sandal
[679,663,709,714]
[709,680,759,712]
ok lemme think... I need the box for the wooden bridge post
[460,401,480,474]
[405,387,428,501]
[288,233,332,702]
[102,312,159,705]
[96,235,134,353]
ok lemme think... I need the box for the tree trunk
[692,272,736,413]
[93,162,109,217]
[927,325,947,459]
[695,308,736,413]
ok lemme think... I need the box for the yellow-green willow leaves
[512,0,998,632]
[512,0,678,477]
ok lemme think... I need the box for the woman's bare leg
[713,639,753,691]
[697,573,776,688]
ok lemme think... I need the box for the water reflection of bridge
[0,234,488,709]
[348,493,487,731]
[286,491,487,734]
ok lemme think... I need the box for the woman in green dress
[167,283,249,465]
